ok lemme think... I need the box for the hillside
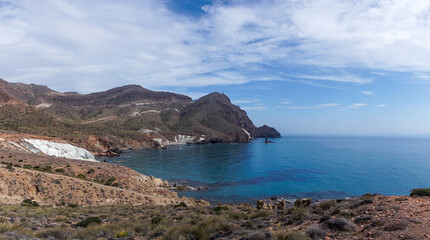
[0,78,280,155]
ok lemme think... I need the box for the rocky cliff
[0,78,280,154]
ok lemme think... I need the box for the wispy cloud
[1,0,430,92]
[375,104,388,108]
[344,103,367,109]
[232,99,261,104]
[362,91,374,96]
[279,99,291,105]
[241,106,266,111]
[296,75,372,84]
[287,103,340,110]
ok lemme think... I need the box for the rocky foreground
[0,193,429,239]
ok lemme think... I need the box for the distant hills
[0,78,280,155]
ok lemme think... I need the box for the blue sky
[1,0,430,135]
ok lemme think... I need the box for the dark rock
[294,198,312,208]
[276,200,286,209]
[257,200,267,209]
[256,125,281,138]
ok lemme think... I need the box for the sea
[100,135,430,203]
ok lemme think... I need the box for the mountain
[0,78,280,154]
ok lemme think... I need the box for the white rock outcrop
[174,135,195,144]
[23,139,97,162]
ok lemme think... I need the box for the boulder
[294,198,312,208]
[257,200,267,209]
[276,200,287,209]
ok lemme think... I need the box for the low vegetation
[0,193,428,239]
[410,188,430,197]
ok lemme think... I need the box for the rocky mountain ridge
[0,78,280,155]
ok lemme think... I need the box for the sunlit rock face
[23,139,97,161]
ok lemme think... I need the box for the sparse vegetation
[76,217,102,228]
[410,188,430,197]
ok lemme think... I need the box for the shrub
[410,188,430,197]
[0,222,21,234]
[321,218,355,232]
[289,207,308,221]
[55,168,65,173]
[251,209,272,219]
[318,200,337,211]
[174,202,188,208]
[76,174,86,180]
[76,217,102,228]
[319,215,331,223]
[105,177,116,186]
[68,204,78,208]
[306,225,326,240]
[228,211,245,221]
[23,165,32,169]
[383,220,408,231]
[243,221,254,229]
[36,227,72,240]
[43,165,52,172]
[33,165,42,171]
[354,215,372,224]
[151,216,163,225]
[114,231,129,238]
[5,164,13,170]
[270,228,307,240]
[212,205,229,212]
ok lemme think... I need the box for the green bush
[151,216,163,225]
[77,174,86,180]
[43,165,52,172]
[318,200,337,210]
[410,188,430,197]
[55,168,65,173]
[76,217,102,228]
[212,206,229,212]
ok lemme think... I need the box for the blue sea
[102,136,430,203]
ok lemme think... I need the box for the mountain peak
[198,92,231,104]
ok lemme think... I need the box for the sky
[1,0,430,135]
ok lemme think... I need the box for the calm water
[102,136,430,203]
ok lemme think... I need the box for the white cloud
[296,75,372,84]
[345,103,367,109]
[241,106,266,111]
[287,103,340,110]
[1,0,430,92]
[232,99,261,104]
[280,99,291,105]
[375,104,388,108]
[362,90,374,95]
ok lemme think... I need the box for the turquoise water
[103,136,430,203]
